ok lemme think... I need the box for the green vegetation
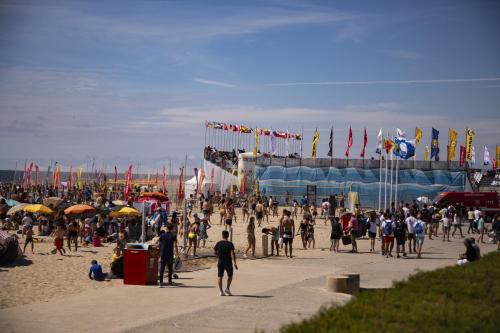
[282,251,500,333]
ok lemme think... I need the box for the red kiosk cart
[123,244,159,285]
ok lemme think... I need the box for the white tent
[184,159,237,198]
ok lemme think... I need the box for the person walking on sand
[23,225,34,254]
[329,217,342,252]
[244,216,256,258]
[157,224,180,287]
[414,215,426,259]
[345,214,358,253]
[381,213,395,258]
[405,211,417,254]
[281,210,295,258]
[214,230,238,296]
[255,200,264,227]
[477,212,486,243]
[53,225,66,255]
[185,220,199,258]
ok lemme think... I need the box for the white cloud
[266,77,500,87]
[193,78,236,88]
[377,48,424,60]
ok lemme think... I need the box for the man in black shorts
[214,230,238,296]
[157,224,179,287]
[281,210,295,258]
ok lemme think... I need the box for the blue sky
[0,0,499,172]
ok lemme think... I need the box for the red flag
[178,167,184,200]
[155,169,159,186]
[124,165,133,198]
[114,166,118,191]
[27,162,34,187]
[360,128,368,158]
[35,165,39,187]
[162,166,167,194]
[68,166,73,189]
[345,127,353,158]
[493,159,497,170]
[459,145,466,167]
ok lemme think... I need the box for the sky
[0,0,499,173]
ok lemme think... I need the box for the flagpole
[389,136,394,212]
[395,154,399,208]
[378,154,382,212]
[384,145,388,211]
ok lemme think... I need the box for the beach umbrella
[110,206,141,217]
[112,200,128,206]
[23,204,54,214]
[7,203,28,216]
[43,197,64,208]
[139,192,168,201]
[6,199,20,207]
[64,204,96,215]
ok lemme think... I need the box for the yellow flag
[415,127,422,146]
[311,128,319,158]
[496,146,500,167]
[447,128,458,161]
[465,128,475,160]
[424,146,430,161]
[253,128,259,156]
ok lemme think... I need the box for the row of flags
[206,121,303,140]
[310,126,497,166]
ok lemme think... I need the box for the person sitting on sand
[110,247,124,278]
[92,231,102,247]
[88,259,107,281]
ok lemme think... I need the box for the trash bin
[123,243,159,285]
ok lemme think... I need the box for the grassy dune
[282,252,500,333]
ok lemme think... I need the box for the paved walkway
[1,238,497,333]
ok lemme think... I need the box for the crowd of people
[2,181,500,293]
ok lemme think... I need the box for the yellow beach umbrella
[23,204,54,214]
[7,203,28,216]
[110,206,140,217]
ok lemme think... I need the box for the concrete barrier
[261,234,269,257]
[339,272,360,294]
[326,273,360,294]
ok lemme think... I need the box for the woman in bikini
[244,217,256,258]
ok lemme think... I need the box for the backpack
[415,222,424,235]
[383,221,393,235]
[394,221,404,237]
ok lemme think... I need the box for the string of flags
[205,121,303,140]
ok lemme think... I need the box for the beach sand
[1,206,315,309]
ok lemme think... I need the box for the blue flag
[431,128,440,161]
[395,139,415,160]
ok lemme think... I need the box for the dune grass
[282,251,500,333]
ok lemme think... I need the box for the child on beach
[88,259,107,281]
[198,218,211,248]
[244,217,256,258]
[92,232,102,247]
[52,226,66,255]
[23,225,34,254]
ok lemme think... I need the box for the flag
[397,128,406,140]
[459,145,466,167]
[114,166,118,191]
[484,146,491,166]
[21,161,27,188]
[155,169,159,186]
[471,146,476,166]
[311,128,319,158]
[360,128,368,158]
[177,167,184,200]
[431,128,440,161]
[415,128,422,146]
[27,162,33,187]
[35,165,39,187]
[497,146,500,169]
[77,168,83,189]
[327,127,333,157]
[424,146,430,161]
[53,162,61,190]
[345,127,353,158]
[385,138,397,154]
[253,127,259,156]
[162,166,167,194]
[240,172,247,195]
[68,166,73,189]
[285,129,290,156]
[124,165,133,198]
[197,169,206,195]
[395,139,415,160]
[447,128,458,161]
[375,128,383,154]
[465,128,475,160]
